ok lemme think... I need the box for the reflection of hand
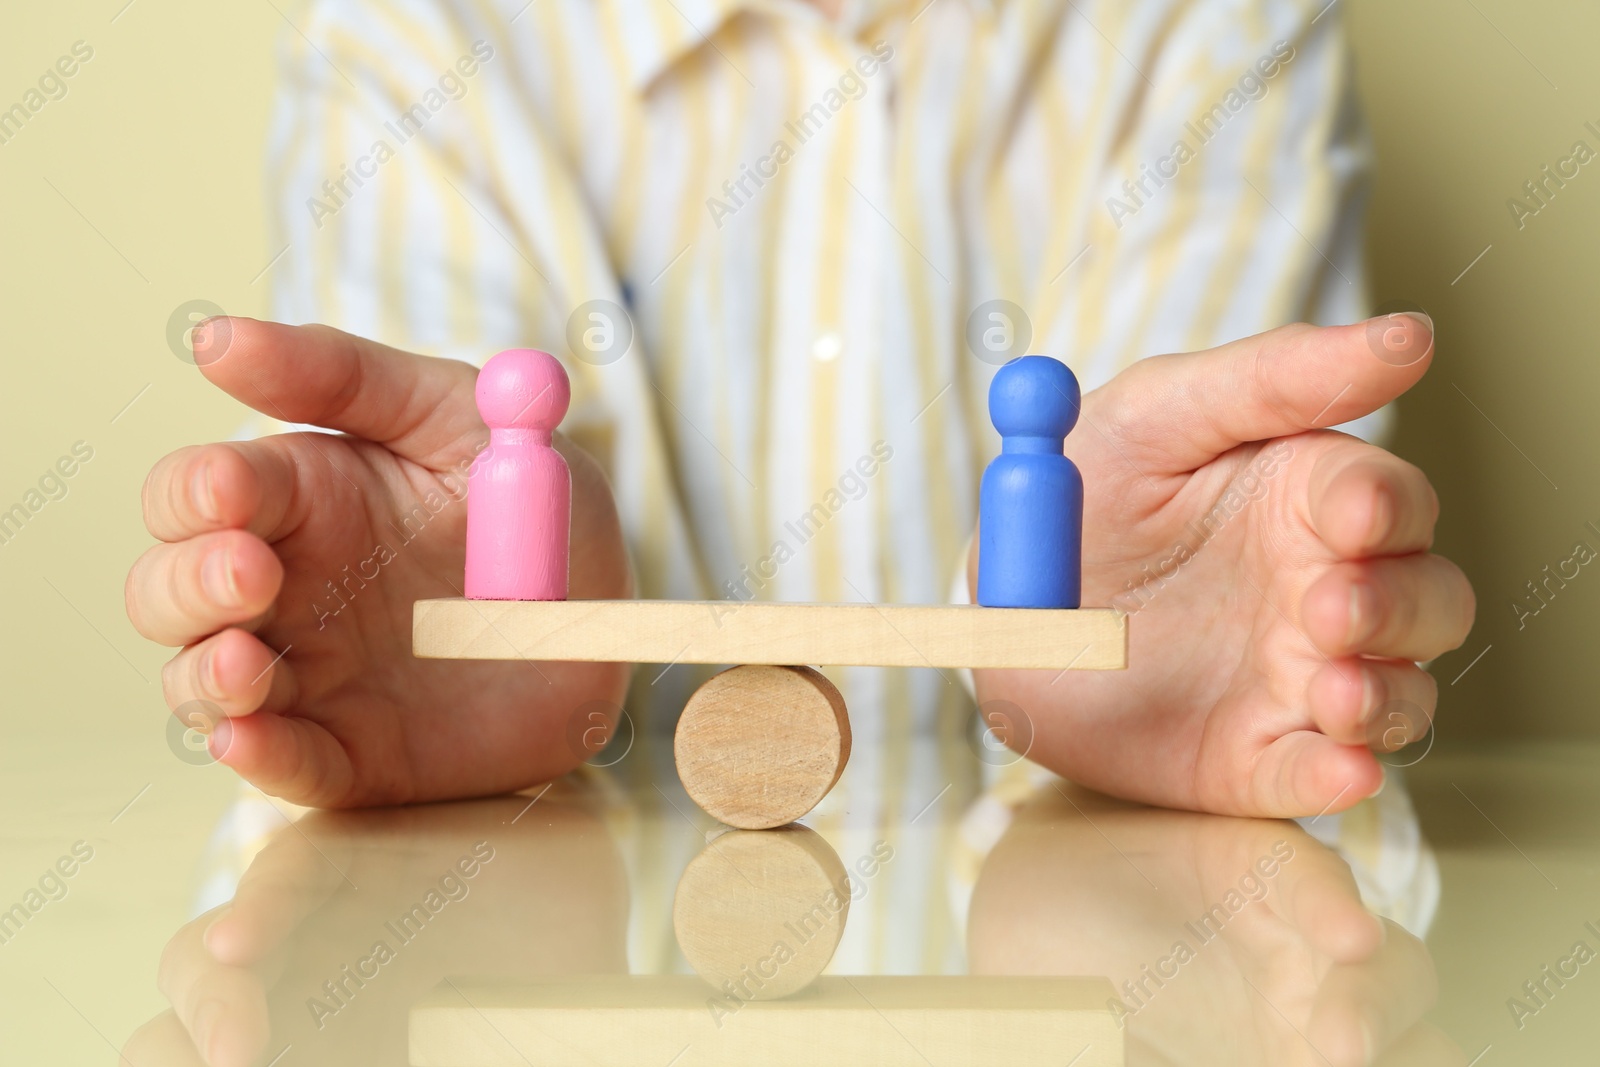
[125,319,632,806]
[122,791,628,1067]
[973,319,1474,817]
[968,784,1463,1067]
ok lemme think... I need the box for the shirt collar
[604,0,755,90]
[605,0,992,91]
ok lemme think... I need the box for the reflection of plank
[411,976,1123,1067]
[413,599,1127,670]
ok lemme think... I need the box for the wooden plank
[410,975,1124,1067]
[412,599,1127,670]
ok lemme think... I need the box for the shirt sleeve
[259,0,705,602]
[261,0,614,439]
[1046,0,1389,442]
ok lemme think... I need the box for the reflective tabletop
[3,716,1597,1066]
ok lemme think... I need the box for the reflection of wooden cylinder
[674,665,851,830]
[673,827,850,1000]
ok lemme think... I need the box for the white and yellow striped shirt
[261,0,1383,972]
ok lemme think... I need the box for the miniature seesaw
[412,350,1127,830]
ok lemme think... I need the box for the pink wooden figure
[465,349,572,600]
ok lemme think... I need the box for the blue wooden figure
[977,355,1083,608]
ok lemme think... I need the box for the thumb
[193,318,484,470]
[1095,315,1434,470]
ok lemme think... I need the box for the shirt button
[812,333,842,362]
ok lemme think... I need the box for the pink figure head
[476,349,571,434]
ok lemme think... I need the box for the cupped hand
[974,317,1475,817]
[126,319,632,806]
[121,792,629,1067]
[968,783,1461,1067]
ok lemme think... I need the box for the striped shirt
[261,0,1385,972]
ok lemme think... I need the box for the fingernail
[1366,308,1433,332]
[192,318,225,365]
[1395,310,1432,334]
[1359,1019,1375,1065]
[1400,312,1435,362]
[1368,768,1386,798]
[202,550,234,605]
[191,461,216,523]
[1347,582,1379,645]
[209,717,234,761]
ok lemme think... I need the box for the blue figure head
[988,355,1080,441]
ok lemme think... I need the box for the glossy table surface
[3,717,1598,1067]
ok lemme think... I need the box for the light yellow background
[0,0,1596,1059]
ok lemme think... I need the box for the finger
[1308,920,1440,1067]
[1205,823,1384,967]
[155,909,271,1067]
[205,829,346,967]
[143,441,304,543]
[1248,730,1383,819]
[126,531,283,647]
[161,628,296,719]
[1102,316,1433,469]
[1306,440,1440,559]
[193,317,482,469]
[1302,555,1476,661]
[1254,831,1386,965]
[122,1010,207,1067]
[1307,658,1439,749]
[209,712,356,808]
